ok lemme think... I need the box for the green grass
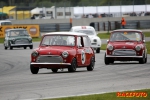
[43,89,150,100]
[98,32,150,39]
[97,33,110,39]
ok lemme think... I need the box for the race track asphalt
[0,42,150,100]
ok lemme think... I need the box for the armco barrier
[39,23,71,32]
[90,20,150,31]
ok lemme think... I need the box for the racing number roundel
[81,50,86,64]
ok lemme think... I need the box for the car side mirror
[107,40,109,43]
[143,40,145,43]
[77,44,82,48]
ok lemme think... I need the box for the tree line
[0,0,150,7]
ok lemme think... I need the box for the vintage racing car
[70,26,101,53]
[104,29,147,65]
[4,28,33,50]
[30,32,95,74]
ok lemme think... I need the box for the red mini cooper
[104,29,147,65]
[30,32,95,74]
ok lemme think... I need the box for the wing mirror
[107,40,109,43]
[143,40,145,43]
[77,44,82,48]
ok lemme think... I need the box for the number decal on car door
[81,50,86,64]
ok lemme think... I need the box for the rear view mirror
[143,40,145,43]
[107,40,109,43]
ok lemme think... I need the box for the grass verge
[43,89,150,100]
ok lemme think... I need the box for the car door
[82,36,93,65]
[76,36,86,66]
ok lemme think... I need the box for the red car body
[104,29,147,65]
[30,32,95,74]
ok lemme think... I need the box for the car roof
[112,29,142,32]
[6,28,27,31]
[71,26,95,30]
[0,20,12,22]
[45,32,87,36]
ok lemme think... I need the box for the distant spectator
[121,17,126,29]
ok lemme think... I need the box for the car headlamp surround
[62,51,69,58]
[32,51,39,57]
[135,45,141,51]
[107,44,113,51]
[93,39,97,42]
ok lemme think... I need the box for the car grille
[15,39,29,44]
[112,49,136,56]
[91,43,97,45]
[36,55,63,63]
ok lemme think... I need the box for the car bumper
[31,62,71,65]
[11,43,33,47]
[91,45,100,49]
[106,55,143,58]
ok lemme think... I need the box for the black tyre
[10,46,13,50]
[87,56,95,71]
[68,58,77,72]
[30,45,33,49]
[24,46,27,49]
[4,46,7,50]
[110,59,114,64]
[104,53,110,65]
[96,48,100,53]
[139,54,145,64]
[30,64,39,74]
[51,69,58,73]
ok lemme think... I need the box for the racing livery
[30,32,95,74]
[104,29,147,65]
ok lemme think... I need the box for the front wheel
[30,64,39,74]
[96,47,100,53]
[68,58,77,72]
[104,53,110,65]
[87,56,95,71]
[139,54,145,64]
[30,45,33,49]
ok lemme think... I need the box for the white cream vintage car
[70,26,101,53]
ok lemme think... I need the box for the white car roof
[45,32,88,36]
[0,20,12,23]
[71,26,95,30]
[113,29,142,32]
[6,28,27,32]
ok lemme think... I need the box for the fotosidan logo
[29,26,37,35]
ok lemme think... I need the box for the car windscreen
[74,30,94,35]
[1,22,12,25]
[110,32,142,41]
[41,35,75,46]
[9,30,29,37]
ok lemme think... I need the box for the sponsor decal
[29,26,37,35]
[117,92,147,97]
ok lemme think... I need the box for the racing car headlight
[107,44,113,51]
[135,45,141,51]
[62,51,69,58]
[32,51,39,57]
[93,39,97,42]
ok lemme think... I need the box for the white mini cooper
[70,26,101,53]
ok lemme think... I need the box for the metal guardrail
[91,20,150,31]
[39,23,71,32]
